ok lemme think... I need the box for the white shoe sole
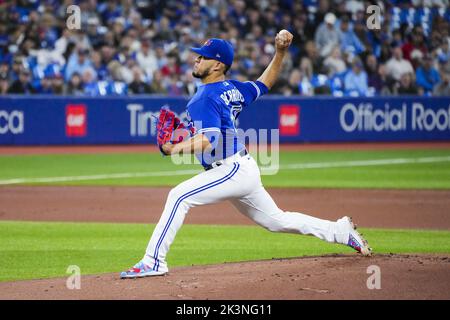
[120,270,167,279]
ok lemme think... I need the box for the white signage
[0,110,24,134]
[340,103,450,133]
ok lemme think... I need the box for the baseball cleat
[120,261,167,279]
[344,216,372,256]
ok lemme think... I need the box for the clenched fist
[275,29,293,52]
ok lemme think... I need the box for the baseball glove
[156,107,196,155]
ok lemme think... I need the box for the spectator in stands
[128,66,152,94]
[8,68,36,94]
[416,54,441,94]
[190,14,206,42]
[378,39,394,64]
[271,77,290,95]
[297,58,315,95]
[433,72,450,96]
[0,62,10,82]
[283,68,302,95]
[394,72,422,95]
[136,38,158,80]
[154,45,168,70]
[378,64,393,96]
[385,45,414,82]
[436,40,450,73]
[182,69,199,96]
[298,70,314,96]
[167,74,185,96]
[81,67,98,96]
[65,72,84,96]
[440,22,450,47]
[344,0,365,15]
[305,0,331,39]
[366,54,384,94]
[344,57,368,96]
[65,48,94,81]
[291,14,308,57]
[324,46,347,76]
[433,68,450,97]
[338,15,365,56]
[391,29,404,48]
[54,29,72,57]
[0,72,9,95]
[150,70,168,94]
[86,17,104,49]
[111,17,126,47]
[303,40,326,75]
[70,29,92,52]
[402,26,428,68]
[91,51,109,81]
[100,45,115,68]
[437,54,450,80]
[107,60,124,82]
[315,13,340,57]
[120,56,136,84]
[51,74,64,95]
[161,55,182,77]
[10,56,24,82]
[155,16,176,42]
[282,68,312,96]
[37,75,54,94]
[2,0,449,97]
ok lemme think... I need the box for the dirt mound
[0,254,448,300]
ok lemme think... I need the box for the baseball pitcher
[121,30,372,279]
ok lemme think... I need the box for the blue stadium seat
[310,74,329,88]
[110,81,128,95]
[329,70,348,95]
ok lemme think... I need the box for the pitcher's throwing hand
[275,29,293,51]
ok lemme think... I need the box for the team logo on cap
[204,39,212,46]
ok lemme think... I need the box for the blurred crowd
[0,0,449,97]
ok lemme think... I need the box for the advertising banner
[0,95,449,145]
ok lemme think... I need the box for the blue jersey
[186,80,268,167]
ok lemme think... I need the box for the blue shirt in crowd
[344,70,368,96]
[416,67,441,93]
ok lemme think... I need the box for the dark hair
[223,64,231,75]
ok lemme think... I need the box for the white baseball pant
[142,152,350,273]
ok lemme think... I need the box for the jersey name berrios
[186,80,268,167]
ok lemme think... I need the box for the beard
[192,66,212,79]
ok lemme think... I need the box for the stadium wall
[0,95,449,145]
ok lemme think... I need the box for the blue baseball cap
[190,38,234,66]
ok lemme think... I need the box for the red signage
[66,104,87,137]
[279,105,300,136]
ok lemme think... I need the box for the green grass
[265,149,450,189]
[0,149,450,189]
[1,221,449,282]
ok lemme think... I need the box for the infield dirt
[0,254,449,300]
